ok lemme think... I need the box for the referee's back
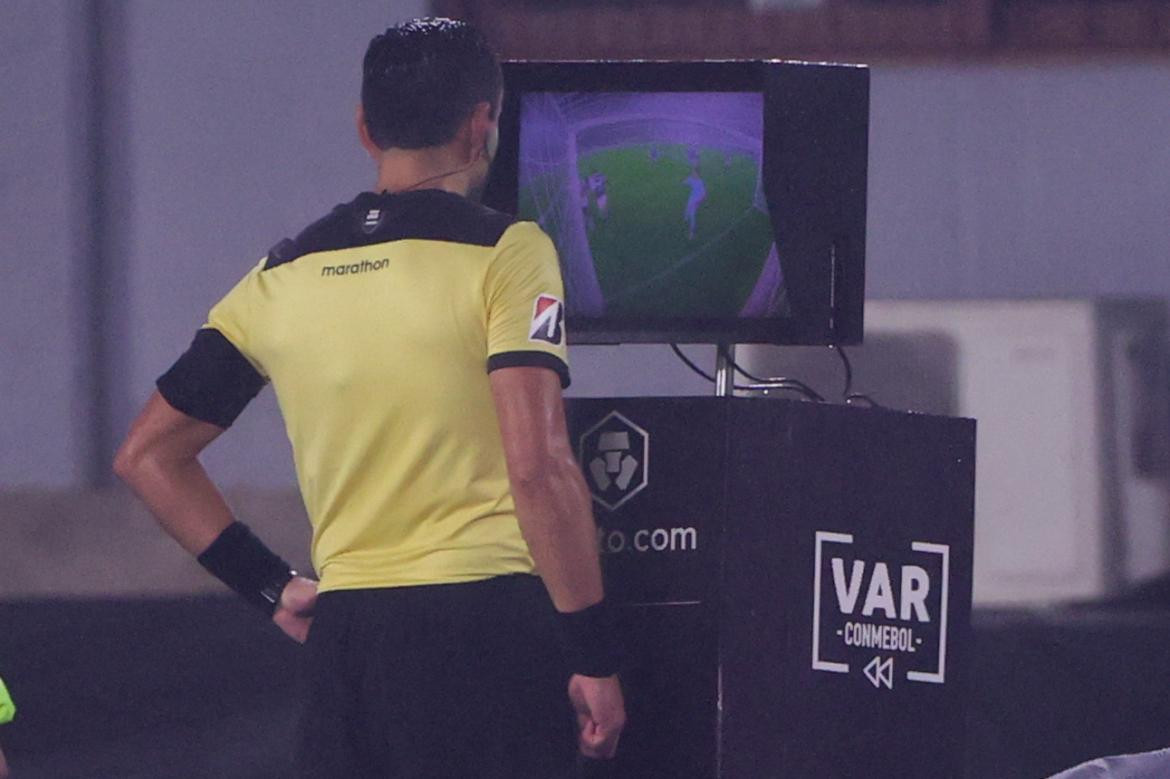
[158,188,571,594]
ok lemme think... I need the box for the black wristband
[196,522,296,617]
[556,598,623,678]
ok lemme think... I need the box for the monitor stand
[714,343,735,397]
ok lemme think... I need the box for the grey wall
[0,1,88,486]
[867,63,1170,300]
[3,1,1170,487]
[117,1,426,488]
[1,1,428,488]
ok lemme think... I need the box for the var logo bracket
[811,531,951,690]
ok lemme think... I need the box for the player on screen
[580,176,594,232]
[588,171,609,221]
[684,165,707,240]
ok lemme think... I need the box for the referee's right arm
[491,367,602,612]
[490,366,626,760]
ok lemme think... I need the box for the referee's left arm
[114,391,236,556]
[114,391,318,643]
[114,388,318,636]
[115,260,315,641]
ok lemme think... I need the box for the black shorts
[296,574,578,779]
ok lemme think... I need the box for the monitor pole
[715,343,736,397]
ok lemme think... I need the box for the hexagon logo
[578,411,649,511]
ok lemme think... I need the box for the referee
[115,18,625,778]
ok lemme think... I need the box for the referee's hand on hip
[568,673,626,760]
[272,576,319,643]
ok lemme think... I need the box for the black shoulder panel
[157,329,266,428]
[263,190,516,271]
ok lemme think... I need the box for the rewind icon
[864,656,895,690]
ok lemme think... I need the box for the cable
[671,342,885,407]
[670,343,717,383]
[718,344,767,383]
[741,383,829,400]
[670,344,824,401]
[829,344,853,397]
[716,345,826,402]
[830,344,883,408]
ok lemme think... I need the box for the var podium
[565,397,975,779]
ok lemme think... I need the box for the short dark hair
[361,18,502,150]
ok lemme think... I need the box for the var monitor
[483,61,869,346]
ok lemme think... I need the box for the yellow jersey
[158,189,569,592]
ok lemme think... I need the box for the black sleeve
[486,350,571,389]
[156,329,267,428]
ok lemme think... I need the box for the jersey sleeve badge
[528,294,565,345]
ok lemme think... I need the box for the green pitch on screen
[520,143,773,318]
[0,677,14,724]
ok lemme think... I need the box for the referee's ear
[467,100,497,160]
[356,104,381,161]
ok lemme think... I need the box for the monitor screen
[484,61,869,346]
[517,92,789,323]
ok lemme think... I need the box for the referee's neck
[373,145,479,199]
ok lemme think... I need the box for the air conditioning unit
[739,299,1170,606]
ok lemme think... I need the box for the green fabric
[0,676,15,725]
